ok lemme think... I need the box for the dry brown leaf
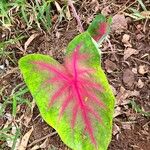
[123,69,135,87]
[122,34,132,47]
[122,34,130,43]
[56,31,61,39]
[124,48,138,60]
[66,6,72,20]
[111,14,127,32]
[113,123,120,136]
[91,0,100,13]
[110,85,117,96]
[23,101,35,127]
[128,90,140,97]
[55,1,62,13]
[19,127,33,150]
[116,86,139,106]
[39,138,49,148]
[116,86,129,105]
[132,68,138,74]
[114,106,122,117]
[137,79,144,89]
[29,138,49,149]
[138,65,149,75]
[136,34,144,40]
[121,122,131,130]
[24,33,39,51]
[104,59,117,73]
[101,6,111,16]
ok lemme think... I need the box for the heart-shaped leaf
[19,31,115,150]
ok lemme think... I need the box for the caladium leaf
[19,32,115,150]
[87,14,112,45]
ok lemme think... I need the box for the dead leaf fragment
[128,90,140,97]
[66,6,72,20]
[19,127,33,150]
[122,34,132,47]
[104,59,117,73]
[136,34,144,40]
[91,0,100,13]
[110,85,117,95]
[29,138,49,149]
[23,101,35,127]
[113,123,120,136]
[101,6,111,16]
[124,48,138,60]
[121,122,131,130]
[55,1,62,13]
[39,138,49,148]
[138,65,149,75]
[123,69,135,87]
[137,79,144,88]
[122,34,130,43]
[114,106,122,117]
[24,33,39,51]
[132,68,138,74]
[116,86,129,105]
[111,14,127,32]
[116,86,139,105]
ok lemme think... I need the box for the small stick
[1,67,18,79]
[143,18,148,32]
[27,131,57,147]
[106,38,119,62]
[131,56,150,66]
[68,0,84,33]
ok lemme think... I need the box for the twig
[68,0,84,33]
[106,38,119,62]
[112,0,136,15]
[1,67,18,79]
[27,131,57,147]
[131,56,150,66]
[143,18,148,32]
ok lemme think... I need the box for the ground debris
[123,69,135,88]
[104,59,117,73]
[138,65,149,75]
[116,86,139,105]
[111,14,127,32]
[124,48,138,60]
[19,127,33,150]
[137,79,144,89]
[122,34,132,47]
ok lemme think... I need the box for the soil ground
[0,0,150,150]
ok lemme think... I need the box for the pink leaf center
[33,45,106,146]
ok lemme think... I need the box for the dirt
[109,117,150,150]
[0,0,150,150]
